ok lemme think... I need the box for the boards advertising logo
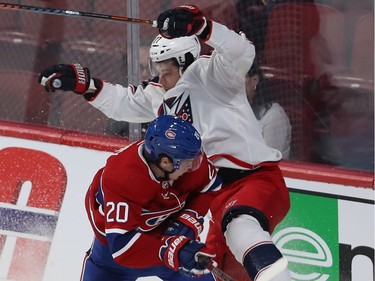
[272,191,374,281]
[0,147,67,281]
[272,192,340,281]
[273,227,333,281]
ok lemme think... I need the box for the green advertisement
[272,191,340,281]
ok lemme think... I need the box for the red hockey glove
[38,63,91,94]
[157,5,212,40]
[164,210,204,240]
[159,236,214,277]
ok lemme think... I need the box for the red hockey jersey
[85,140,221,268]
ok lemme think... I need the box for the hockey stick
[198,255,237,281]
[0,2,157,27]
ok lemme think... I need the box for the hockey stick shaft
[198,256,237,281]
[0,2,157,27]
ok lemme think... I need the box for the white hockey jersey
[89,22,282,169]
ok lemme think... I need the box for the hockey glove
[159,235,214,277]
[38,63,91,94]
[164,210,204,240]
[157,5,212,40]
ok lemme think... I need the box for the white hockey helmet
[149,35,201,74]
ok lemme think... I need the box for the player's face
[168,151,203,180]
[154,60,180,91]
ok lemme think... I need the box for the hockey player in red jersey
[80,115,222,281]
[39,4,291,281]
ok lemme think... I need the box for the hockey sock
[224,214,291,280]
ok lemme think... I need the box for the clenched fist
[38,63,91,94]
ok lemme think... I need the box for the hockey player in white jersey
[39,4,291,281]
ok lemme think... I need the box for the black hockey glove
[157,5,212,41]
[164,210,204,240]
[38,63,91,94]
[159,236,214,277]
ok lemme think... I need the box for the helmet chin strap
[156,163,176,181]
[143,150,176,180]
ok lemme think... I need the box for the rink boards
[0,122,373,281]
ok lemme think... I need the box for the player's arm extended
[203,21,255,89]
[38,63,163,123]
[88,78,164,123]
